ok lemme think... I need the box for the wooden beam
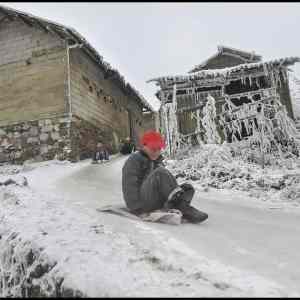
[180,130,204,138]
[45,25,65,41]
[65,29,80,43]
[50,26,67,40]
[177,104,205,113]
[32,18,49,33]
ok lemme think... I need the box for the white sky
[2,2,300,111]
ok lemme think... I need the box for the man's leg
[140,167,208,223]
[165,182,208,224]
[166,183,195,208]
[174,183,208,223]
[99,151,105,162]
[92,151,99,163]
[140,166,182,213]
[104,150,109,160]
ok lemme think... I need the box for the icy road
[27,155,300,296]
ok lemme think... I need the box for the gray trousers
[140,167,194,213]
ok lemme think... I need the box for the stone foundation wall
[69,115,120,162]
[0,114,130,164]
[0,116,71,163]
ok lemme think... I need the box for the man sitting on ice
[122,130,208,223]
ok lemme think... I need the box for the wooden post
[259,103,265,169]
[167,106,172,158]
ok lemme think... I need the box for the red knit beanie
[141,130,166,150]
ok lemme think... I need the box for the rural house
[0,5,154,163]
[148,46,300,152]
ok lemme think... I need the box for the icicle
[282,68,288,83]
[263,63,268,77]
[244,118,250,135]
[166,83,181,158]
[202,94,221,144]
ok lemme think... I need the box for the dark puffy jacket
[122,150,164,212]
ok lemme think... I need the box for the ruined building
[148,46,300,147]
[0,5,154,163]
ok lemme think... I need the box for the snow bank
[166,144,300,208]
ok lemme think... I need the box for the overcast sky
[2,2,300,110]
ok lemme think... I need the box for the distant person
[120,137,135,155]
[92,142,109,164]
[122,130,208,223]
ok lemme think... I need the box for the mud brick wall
[0,17,68,126]
[69,49,145,150]
[0,116,71,163]
[141,112,156,133]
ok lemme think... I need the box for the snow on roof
[147,57,300,87]
[218,45,262,61]
[188,45,262,73]
[0,5,153,112]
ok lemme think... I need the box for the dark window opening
[225,75,270,95]
[230,96,252,106]
[226,117,259,142]
[176,90,188,95]
[252,94,261,101]
[195,86,221,93]
[89,86,93,93]
[167,86,222,101]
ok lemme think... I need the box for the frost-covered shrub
[166,143,300,205]
[0,232,84,297]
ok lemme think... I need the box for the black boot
[164,188,185,209]
[176,200,208,224]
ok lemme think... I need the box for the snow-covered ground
[1,153,300,297]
